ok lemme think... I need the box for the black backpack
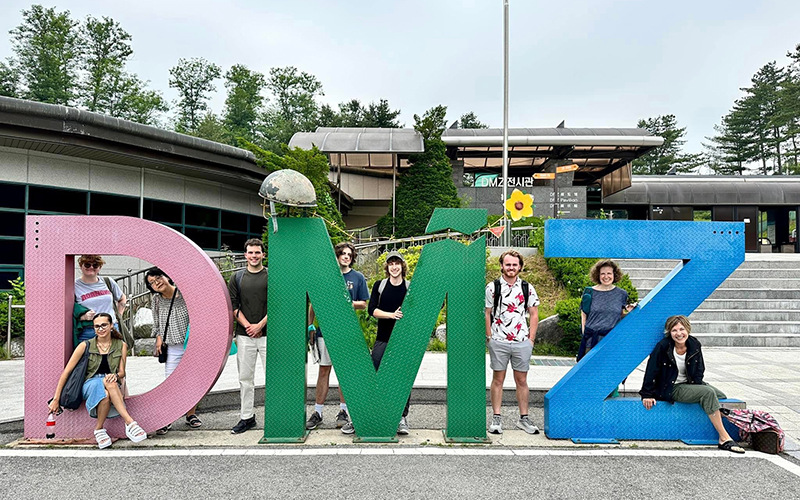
[490,278,531,321]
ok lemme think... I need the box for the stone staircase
[617,258,800,347]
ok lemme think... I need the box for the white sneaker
[515,416,540,435]
[489,415,503,434]
[397,416,409,435]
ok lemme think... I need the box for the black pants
[371,340,410,417]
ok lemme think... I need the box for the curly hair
[335,241,357,260]
[78,254,105,268]
[664,315,692,337]
[589,260,623,284]
[384,256,407,278]
[498,250,524,268]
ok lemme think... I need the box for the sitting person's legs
[672,383,740,448]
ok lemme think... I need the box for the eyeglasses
[82,263,101,269]
[93,322,111,330]
[147,276,165,286]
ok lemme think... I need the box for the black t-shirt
[368,279,407,343]
[228,268,268,336]
[97,354,111,375]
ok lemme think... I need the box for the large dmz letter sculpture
[544,219,744,442]
[24,216,233,439]
[263,208,488,442]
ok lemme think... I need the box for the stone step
[624,268,800,279]
[688,310,800,322]
[693,334,800,347]
[641,288,800,300]
[619,259,800,270]
[690,321,800,334]
[633,277,800,290]
[696,299,800,310]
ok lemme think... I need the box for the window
[184,227,218,250]
[0,270,22,288]
[0,212,25,237]
[90,193,139,217]
[144,199,183,224]
[185,205,219,228]
[222,211,248,233]
[249,215,266,236]
[0,240,24,265]
[28,186,87,214]
[221,232,247,251]
[0,183,25,209]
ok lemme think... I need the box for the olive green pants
[671,383,727,415]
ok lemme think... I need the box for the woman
[368,250,411,435]
[146,267,201,434]
[48,313,146,449]
[73,255,127,344]
[578,260,636,361]
[640,315,745,454]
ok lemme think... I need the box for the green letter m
[262,212,487,442]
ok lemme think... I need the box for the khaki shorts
[488,339,532,372]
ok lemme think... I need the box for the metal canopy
[441,127,663,185]
[603,176,800,206]
[288,127,423,169]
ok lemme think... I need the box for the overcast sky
[1,1,798,152]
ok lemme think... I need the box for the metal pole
[553,172,558,219]
[392,154,397,235]
[6,295,11,359]
[139,168,145,218]
[502,0,510,246]
[337,153,342,212]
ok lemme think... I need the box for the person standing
[485,250,540,435]
[368,250,411,435]
[229,238,269,434]
[74,255,127,344]
[306,242,369,435]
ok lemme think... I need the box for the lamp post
[502,0,510,246]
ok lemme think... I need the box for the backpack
[490,278,531,321]
[580,287,594,315]
[721,408,785,454]
[376,278,409,307]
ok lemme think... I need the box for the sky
[1,0,798,153]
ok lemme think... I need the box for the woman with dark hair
[145,267,201,434]
[48,313,146,449]
[73,255,127,344]
[640,315,744,453]
[578,259,636,361]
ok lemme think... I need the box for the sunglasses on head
[82,263,101,269]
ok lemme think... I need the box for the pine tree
[632,115,703,175]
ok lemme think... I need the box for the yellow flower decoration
[504,189,533,221]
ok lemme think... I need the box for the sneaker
[488,415,503,434]
[335,409,349,428]
[341,421,355,435]
[515,416,540,435]
[305,411,323,430]
[397,416,409,435]
[231,416,256,434]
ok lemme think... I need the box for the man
[368,250,411,435]
[229,238,268,434]
[485,250,540,435]
[306,242,369,435]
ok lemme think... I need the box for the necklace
[97,341,111,354]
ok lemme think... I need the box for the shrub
[555,297,582,354]
[0,277,25,339]
[427,338,446,351]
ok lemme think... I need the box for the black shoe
[231,416,256,434]
[305,411,323,430]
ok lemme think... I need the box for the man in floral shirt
[484,250,540,435]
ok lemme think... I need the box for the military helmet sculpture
[258,169,317,232]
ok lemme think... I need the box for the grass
[532,341,573,357]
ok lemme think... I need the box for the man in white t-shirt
[484,250,539,435]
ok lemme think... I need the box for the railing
[5,295,23,359]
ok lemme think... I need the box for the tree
[413,104,448,141]
[779,44,800,168]
[377,105,460,237]
[632,115,703,175]
[704,108,757,175]
[458,111,488,129]
[223,64,266,142]
[0,60,19,97]
[317,103,341,127]
[742,62,788,174]
[194,112,228,142]
[9,5,81,105]
[80,15,133,112]
[338,99,366,126]
[259,66,324,151]
[105,72,168,125]
[315,98,401,128]
[363,99,401,127]
[169,57,221,134]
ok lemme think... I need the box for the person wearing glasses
[146,267,201,434]
[48,313,147,449]
[74,255,127,344]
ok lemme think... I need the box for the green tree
[741,61,788,174]
[704,108,758,175]
[9,5,81,105]
[458,111,488,129]
[378,106,460,237]
[780,44,800,168]
[363,99,401,127]
[317,103,341,127]
[0,60,19,97]
[316,98,401,128]
[169,57,222,134]
[80,15,133,112]
[223,64,266,142]
[106,72,168,125]
[194,112,228,142]
[260,66,324,150]
[632,115,703,175]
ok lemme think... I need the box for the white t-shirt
[485,278,540,343]
[74,278,123,324]
[674,348,688,384]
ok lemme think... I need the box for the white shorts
[316,336,332,366]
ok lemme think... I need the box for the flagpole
[502,0,510,247]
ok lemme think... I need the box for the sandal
[125,421,147,443]
[94,429,112,449]
[718,440,745,454]
[185,414,202,428]
[156,423,172,435]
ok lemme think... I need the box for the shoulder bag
[157,292,177,364]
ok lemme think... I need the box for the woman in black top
[368,250,410,435]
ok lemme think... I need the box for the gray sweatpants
[371,340,410,418]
